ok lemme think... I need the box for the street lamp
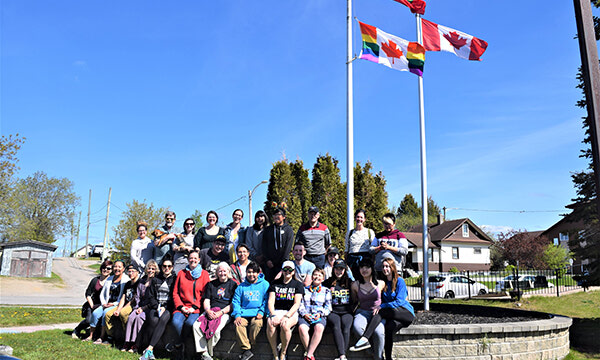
[248,180,268,226]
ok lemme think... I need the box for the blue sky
[1,1,594,253]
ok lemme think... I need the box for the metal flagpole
[346,0,355,234]
[416,13,430,311]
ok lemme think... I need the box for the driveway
[0,257,98,306]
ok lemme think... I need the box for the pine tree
[311,154,346,250]
[354,161,388,233]
[396,194,441,232]
[290,159,312,226]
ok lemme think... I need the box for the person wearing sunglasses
[73,259,113,340]
[152,211,180,264]
[173,218,196,274]
[138,258,176,360]
[266,260,304,360]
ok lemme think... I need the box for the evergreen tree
[354,161,388,233]
[311,154,346,250]
[290,159,312,226]
[264,159,303,231]
[395,194,441,232]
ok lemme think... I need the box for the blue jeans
[171,311,200,345]
[353,309,384,360]
[90,305,116,328]
[305,254,326,269]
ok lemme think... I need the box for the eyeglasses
[166,217,175,221]
[102,267,112,271]
[185,223,195,226]
[162,265,173,269]
[282,268,294,272]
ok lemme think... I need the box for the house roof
[541,213,584,237]
[404,232,438,248]
[0,239,58,251]
[408,218,494,244]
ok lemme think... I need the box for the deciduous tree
[4,171,80,243]
[541,243,572,270]
[496,230,547,269]
[111,199,167,254]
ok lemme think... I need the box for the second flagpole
[416,13,430,311]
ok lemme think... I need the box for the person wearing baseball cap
[324,246,355,281]
[323,258,354,360]
[266,260,304,360]
[198,234,230,280]
[295,206,331,269]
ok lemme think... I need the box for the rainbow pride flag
[359,21,424,76]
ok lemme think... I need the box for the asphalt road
[0,257,98,306]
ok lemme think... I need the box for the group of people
[72,206,415,360]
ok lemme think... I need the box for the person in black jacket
[72,260,113,339]
[262,207,294,282]
[138,258,176,360]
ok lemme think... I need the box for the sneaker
[93,338,103,345]
[71,332,78,339]
[349,336,371,352]
[239,350,254,360]
[139,349,155,360]
[201,353,213,360]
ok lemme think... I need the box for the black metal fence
[406,268,585,301]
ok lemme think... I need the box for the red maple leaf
[443,31,467,50]
[381,40,403,64]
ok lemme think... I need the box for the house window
[473,247,481,255]
[428,248,433,262]
[462,224,469,237]
[559,233,569,242]
[452,247,459,259]
[553,238,559,246]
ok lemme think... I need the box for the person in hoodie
[262,207,294,282]
[169,251,210,358]
[231,261,270,360]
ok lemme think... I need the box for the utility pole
[75,211,81,257]
[248,180,268,226]
[573,0,600,215]
[102,187,112,260]
[85,189,91,259]
[69,214,75,256]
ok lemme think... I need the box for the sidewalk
[0,322,78,334]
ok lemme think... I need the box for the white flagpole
[346,0,355,235]
[416,13,430,311]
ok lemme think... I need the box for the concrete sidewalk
[0,322,78,334]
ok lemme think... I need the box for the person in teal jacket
[232,262,269,360]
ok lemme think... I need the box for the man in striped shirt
[296,206,331,269]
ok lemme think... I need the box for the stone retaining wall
[202,315,571,360]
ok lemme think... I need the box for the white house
[406,217,493,272]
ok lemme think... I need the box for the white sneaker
[349,336,371,352]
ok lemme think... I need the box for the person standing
[266,260,304,360]
[232,262,269,360]
[262,208,294,282]
[194,211,226,250]
[173,218,196,274]
[152,211,180,264]
[345,209,376,278]
[245,210,268,264]
[370,213,409,276]
[131,223,154,270]
[224,209,246,262]
[295,206,331,269]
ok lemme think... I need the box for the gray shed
[0,240,58,278]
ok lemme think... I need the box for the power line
[447,207,564,214]
[214,196,247,211]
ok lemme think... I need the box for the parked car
[89,245,104,257]
[495,275,555,292]
[428,275,489,299]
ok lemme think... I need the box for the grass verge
[0,307,80,327]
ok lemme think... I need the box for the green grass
[0,329,171,360]
[0,307,80,327]
[564,348,600,360]
[88,263,101,271]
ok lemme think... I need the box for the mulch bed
[412,303,550,325]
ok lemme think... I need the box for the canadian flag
[421,18,488,61]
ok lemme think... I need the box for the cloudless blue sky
[1,1,595,253]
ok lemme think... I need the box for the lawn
[0,329,171,360]
[0,307,80,327]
